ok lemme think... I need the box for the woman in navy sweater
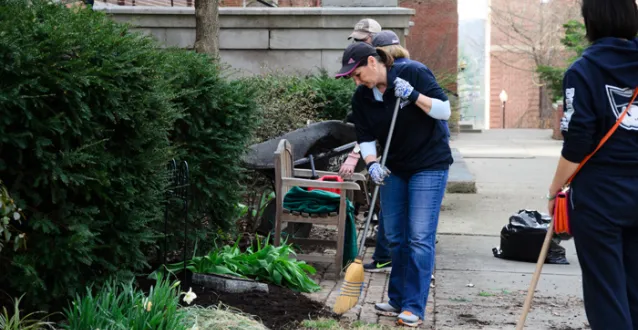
[548,0,638,328]
[335,41,452,327]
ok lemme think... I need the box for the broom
[333,98,401,315]
[515,217,555,329]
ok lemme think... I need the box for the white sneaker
[397,311,423,327]
[374,303,399,316]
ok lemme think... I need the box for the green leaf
[272,269,283,285]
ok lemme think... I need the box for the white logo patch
[561,87,575,132]
[605,85,638,131]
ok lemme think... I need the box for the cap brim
[348,31,369,40]
[335,59,362,78]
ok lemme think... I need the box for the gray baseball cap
[372,30,401,47]
[348,18,382,40]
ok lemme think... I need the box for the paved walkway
[304,129,590,329]
[307,245,434,328]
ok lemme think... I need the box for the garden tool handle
[357,98,401,258]
[309,154,318,180]
[516,217,555,329]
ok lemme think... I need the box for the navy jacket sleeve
[351,92,376,144]
[560,67,596,163]
[406,64,449,104]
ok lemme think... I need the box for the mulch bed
[192,283,334,329]
[137,275,334,330]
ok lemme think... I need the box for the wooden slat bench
[273,139,363,277]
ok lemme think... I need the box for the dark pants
[372,209,392,263]
[571,170,638,330]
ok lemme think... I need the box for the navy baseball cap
[372,30,401,47]
[335,42,378,78]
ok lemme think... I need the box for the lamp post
[499,90,508,128]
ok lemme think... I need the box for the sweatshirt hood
[582,37,638,88]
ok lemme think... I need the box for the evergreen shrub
[0,0,174,309]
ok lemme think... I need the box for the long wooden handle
[516,218,555,329]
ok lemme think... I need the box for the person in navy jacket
[335,41,451,327]
[372,30,451,138]
[547,0,638,328]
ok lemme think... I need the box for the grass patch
[184,304,267,330]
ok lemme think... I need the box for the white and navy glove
[367,162,391,185]
[394,77,416,108]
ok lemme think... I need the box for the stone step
[460,128,484,133]
[459,124,483,134]
[446,148,477,194]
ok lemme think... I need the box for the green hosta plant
[61,273,192,330]
[155,236,321,293]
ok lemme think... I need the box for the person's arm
[359,141,378,165]
[351,94,378,165]
[397,66,451,120]
[548,69,596,197]
[413,95,450,120]
[352,96,389,184]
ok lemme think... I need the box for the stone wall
[95,5,415,77]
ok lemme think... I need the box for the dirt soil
[137,275,333,330]
[188,283,334,329]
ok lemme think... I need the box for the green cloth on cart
[282,186,358,268]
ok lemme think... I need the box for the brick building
[399,0,459,88]
[489,0,580,128]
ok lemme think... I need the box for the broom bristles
[332,258,365,315]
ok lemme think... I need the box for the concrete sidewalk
[438,129,587,329]
[306,129,589,329]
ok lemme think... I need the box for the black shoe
[364,260,392,273]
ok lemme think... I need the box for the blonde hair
[378,44,410,60]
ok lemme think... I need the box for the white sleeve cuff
[429,99,451,120]
[359,141,377,159]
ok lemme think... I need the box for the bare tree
[194,0,220,56]
[490,0,581,123]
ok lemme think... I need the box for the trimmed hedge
[0,0,178,310]
[163,50,260,252]
[0,0,259,310]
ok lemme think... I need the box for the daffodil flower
[182,287,197,305]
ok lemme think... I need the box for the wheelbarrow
[241,120,369,238]
[242,120,366,178]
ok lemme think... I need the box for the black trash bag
[492,209,569,265]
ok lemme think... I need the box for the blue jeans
[380,169,448,319]
[372,209,391,263]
